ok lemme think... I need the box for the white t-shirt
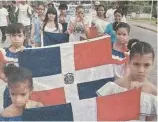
[92,17,109,35]
[0,8,8,26]
[106,8,116,23]
[17,4,32,26]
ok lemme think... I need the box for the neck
[10,45,23,53]
[114,41,125,52]
[128,75,147,83]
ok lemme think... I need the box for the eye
[21,93,27,96]
[144,63,151,67]
[123,33,126,36]
[11,93,15,96]
[133,63,139,66]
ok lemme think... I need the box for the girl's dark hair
[113,22,130,33]
[96,4,106,18]
[59,4,68,10]
[76,5,85,11]
[127,39,155,61]
[114,9,123,16]
[4,64,33,89]
[43,7,58,31]
[9,23,25,35]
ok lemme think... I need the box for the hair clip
[131,42,137,48]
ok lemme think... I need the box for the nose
[15,96,23,103]
[138,66,145,73]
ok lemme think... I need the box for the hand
[25,100,43,109]
[129,81,143,89]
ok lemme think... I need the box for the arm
[67,18,77,34]
[30,21,35,44]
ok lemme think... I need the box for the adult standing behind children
[92,4,109,37]
[31,3,45,47]
[106,2,117,23]
[58,4,69,33]
[16,0,33,46]
[0,2,9,43]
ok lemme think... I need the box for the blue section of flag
[18,47,62,77]
[22,103,73,121]
[77,77,115,100]
[43,32,69,46]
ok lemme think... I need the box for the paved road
[0,23,157,85]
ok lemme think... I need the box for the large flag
[1,35,137,121]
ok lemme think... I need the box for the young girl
[104,9,124,44]
[0,64,43,119]
[42,7,63,33]
[67,5,90,42]
[112,22,130,78]
[97,39,157,121]
[92,4,109,37]
[31,3,45,47]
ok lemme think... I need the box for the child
[112,22,130,52]
[42,7,63,33]
[0,64,43,118]
[31,3,45,47]
[67,5,90,42]
[111,22,130,78]
[2,23,31,65]
[97,39,157,121]
[92,4,109,37]
[104,9,124,44]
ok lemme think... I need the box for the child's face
[48,13,56,21]
[9,80,32,108]
[97,6,105,17]
[10,32,25,48]
[116,28,129,44]
[76,8,84,18]
[114,12,122,22]
[129,53,153,82]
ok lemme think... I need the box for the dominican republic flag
[42,32,69,46]
[5,35,137,121]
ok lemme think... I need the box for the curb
[133,25,157,33]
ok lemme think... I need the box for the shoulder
[143,82,157,96]
[0,106,13,117]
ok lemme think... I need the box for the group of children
[0,1,157,121]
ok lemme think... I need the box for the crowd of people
[0,0,157,121]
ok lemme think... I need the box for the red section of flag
[97,88,141,121]
[30,87,66,106]
[74,37,112,70]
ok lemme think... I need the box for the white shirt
[44,23,63,33]
[92,17,109,35]
[0,8,8,26]
[106,8,116,23]
[17,4,32,26]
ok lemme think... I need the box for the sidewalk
[128,19,157,32]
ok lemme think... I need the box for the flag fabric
[22,88,140,121]
[2,35,136,121]
[42,32,69,46]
